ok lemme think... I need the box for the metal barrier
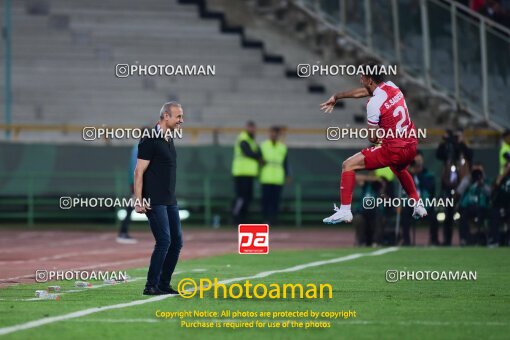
[0,172,125,226]
[296,0,510,128]
[0,172,339,227]
[0,124,501,145]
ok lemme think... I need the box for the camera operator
[490,151,510,246]
[401,151,439,246]
[436,128,473,245]
[458,163,491,246]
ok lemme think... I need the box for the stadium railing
[0,124,501,145]
[293,0,510,129]
[0,171,340,227]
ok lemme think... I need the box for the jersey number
[392,104,410,133]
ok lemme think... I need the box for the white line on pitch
[0,269,207,302]
[71,318,159,323]
[0,277,146,302]
[0,248,398,336]
[1,258,148,282]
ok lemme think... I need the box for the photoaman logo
[238,224,269,254]
[177,278,333,299]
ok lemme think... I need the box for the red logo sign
[238,224,269,254]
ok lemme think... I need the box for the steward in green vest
[232,131,260,177]
[491,151,510,245]
[260,126,290,225]
[499,130,510,175]
[260,140,287,185]
[232,121,262,225]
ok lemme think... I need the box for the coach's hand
[135,202,151,214]
[320,95,336,113]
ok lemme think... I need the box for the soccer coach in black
[134,101,183,295]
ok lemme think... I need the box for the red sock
[393,169,419,201]
[340,170,356,205]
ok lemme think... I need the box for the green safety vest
[232,131,259,177]
[500,141,510,174]
[260,140,287,185]
[375,167,394,182]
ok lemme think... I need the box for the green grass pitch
[0,247,509,339]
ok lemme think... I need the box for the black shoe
[143,287,165,295]
[158,286,180,295]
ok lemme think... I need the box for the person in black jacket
[134,102,184,296]
[436,129,473,245]
[401,151,440,245]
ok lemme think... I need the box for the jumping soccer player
[320,62,427,224]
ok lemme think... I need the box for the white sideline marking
[0,248,398,336]
[2,258,148,282]
[0,269,207,302]
[0,278,146,302]
[219,247,397,285]
[72,318,159,323]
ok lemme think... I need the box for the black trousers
[443,204,455,245]
[401,206,439,245]
[119,206,133,235]
[261,184,283,225]
[459,207,489,246]
[356,210,383,246]
[489,206,510,245]
[119,186,134,235]
[145,205,183,289]
[232,176,255,225]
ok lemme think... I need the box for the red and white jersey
[366,81,417,148]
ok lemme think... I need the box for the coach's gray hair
[159,101,182,119]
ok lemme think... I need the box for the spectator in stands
[490,0,510,25]
[470,0,486,12]
[232,121,262,225]
[401,151,440,246]
[472,0,510,27]
[259,126,291,226]
[499,129,510,174]
[490,151,510,246]
[458,163,491,246]
[436,128,473,245]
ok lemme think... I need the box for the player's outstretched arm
[320,87,370,113]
